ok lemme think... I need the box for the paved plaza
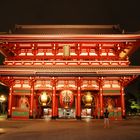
[0,117,140,140]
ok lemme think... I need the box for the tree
[125,76,140,113]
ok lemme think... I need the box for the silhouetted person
[104,109,110,128]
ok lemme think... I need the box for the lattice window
[70,48,76,56]
[112,80,120,88]
[19,49,26,56]
[80,49,88,56]
[37,49,44,56]
[89,49,97,56]
[108,49,115,56]
[13,80,21,88]
[46,49,53,56]
[57,80,65,88]
[27,49,33,56]
[23,80,30,88]
[100,49,107,56]
[103,80,111,88]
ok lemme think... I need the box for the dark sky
[0,0,140,32]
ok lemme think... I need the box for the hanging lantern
[82,92,93,108]
[60,90,73,109]
[39,91,51,106]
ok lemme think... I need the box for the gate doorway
[58,108,75,118]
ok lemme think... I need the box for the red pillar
[8,86,13,118]
[120,83,125,118]
[29,79,34,118]
[99,77,104,118]
[55,96,58,118]
[76,78,81,119]
[52,78,57,119]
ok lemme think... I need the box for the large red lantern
[60,90,74,109]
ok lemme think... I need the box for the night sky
[0,0,140,95]
[0,0,140,32]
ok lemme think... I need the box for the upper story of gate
[0,25,140,66]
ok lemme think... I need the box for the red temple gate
[0,25,140,120]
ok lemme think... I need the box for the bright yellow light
[40,92,48,103]
[85,117,91,122]
[119,47,132,59]
[0,95,6,102]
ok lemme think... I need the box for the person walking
[104,109,110,128]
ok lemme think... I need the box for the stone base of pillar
[7,115,11,118]
[29,116,33,119]
[100,116,104,119]
[94,116,98,119]
[52,116,57,119]
[76,116,81,120]
[122,115,126,119]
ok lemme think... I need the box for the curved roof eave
[0,66,140,77]
[0,34,140,41]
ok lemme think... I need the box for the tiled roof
[12,25,122,34]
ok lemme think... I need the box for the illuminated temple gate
[0,25,140,119]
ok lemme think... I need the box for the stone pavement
[0,117,140,140]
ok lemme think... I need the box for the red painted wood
[120,85,125,117]
[77,87,81,118]
[55,96,58,117]
[76,78,81,118]
[52,79,56,118]
[8,87,13,117]
[30,80,34,117]
[99,78,104,117]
